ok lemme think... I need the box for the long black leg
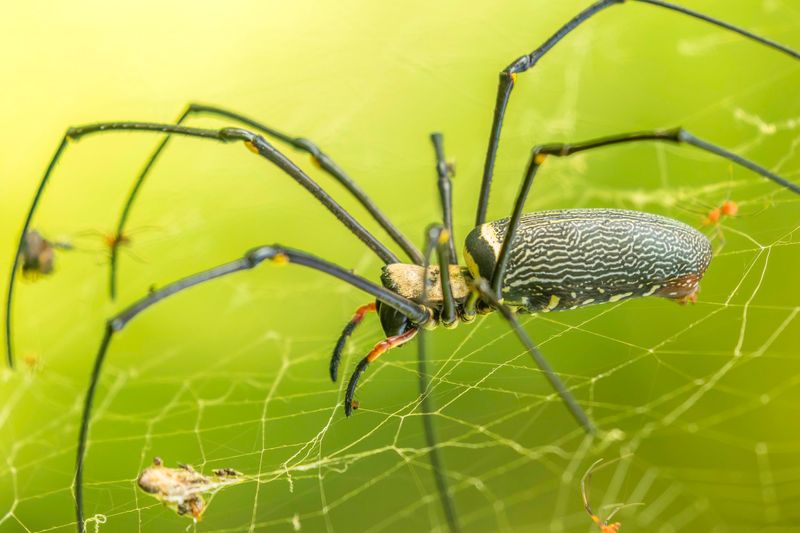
[472,278,596,435]
[430,133,458,263]
[344,328,419,417]
[417,329,460,533]
[110,104,424,299]
[425,225,458,327]
[474,0,800,226]
[329,302,377,382]
[73,243,429,532]
[490,128,800,297]
[417,224,461,532]
[5,138,68,368]
[6,121,401,368]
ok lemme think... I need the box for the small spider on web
[74,226,159,263]
[679,164,772,254]
[687,197,767,254]
[581,459,644,533]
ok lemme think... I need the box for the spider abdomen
[464,209,713,312]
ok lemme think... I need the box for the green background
[1,1,799,531]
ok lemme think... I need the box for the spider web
[1,2,799,532]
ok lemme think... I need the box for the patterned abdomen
[464,209,713,312]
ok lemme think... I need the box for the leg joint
[673,127,690,142]
[219,127,255,143]
[293,137,323,158]
[245,245,280,267]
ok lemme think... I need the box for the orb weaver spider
[4,1,799,532]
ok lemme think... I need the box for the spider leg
[343,327,419,418]
[431,133,458,263]
[417,223,461,533]
[581,458,605,520]
[490,128,800,297]
[472,278,596,435]
[6,121,402,368]
[110,104,423,300]
[73,243,429,532]
[329,302,377,382]
[428,225,458,327]
[417,328,460,533]
[474,0,800,226]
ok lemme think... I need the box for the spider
[4,1,799,532]
[702,200,738,227]
[581,459,643,532]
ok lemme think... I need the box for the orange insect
[77,228,150,264]
[23,353,43,373]
[102,231,132,250]
[78,230,133,254]
[700,199,739,253]
[702,200,738,226]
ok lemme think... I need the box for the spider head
[378,263,471,331]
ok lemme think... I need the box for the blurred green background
[1,1,799,531]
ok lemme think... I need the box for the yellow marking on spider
[244,140,259,154]
[534,152,547,165]
[437,228,451,245]
[642,284,660,297]
[479,224,502,258]
[271,252,290,265]
[608,292,632,303]
[545,294,560,311]
[463,249,481,280]
[510,72,518,83]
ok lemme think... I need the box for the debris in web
[136,457,244,522]
[19,230,72,279]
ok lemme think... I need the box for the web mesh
[1,2,799,532]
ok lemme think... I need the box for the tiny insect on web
[3,1,800,532]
